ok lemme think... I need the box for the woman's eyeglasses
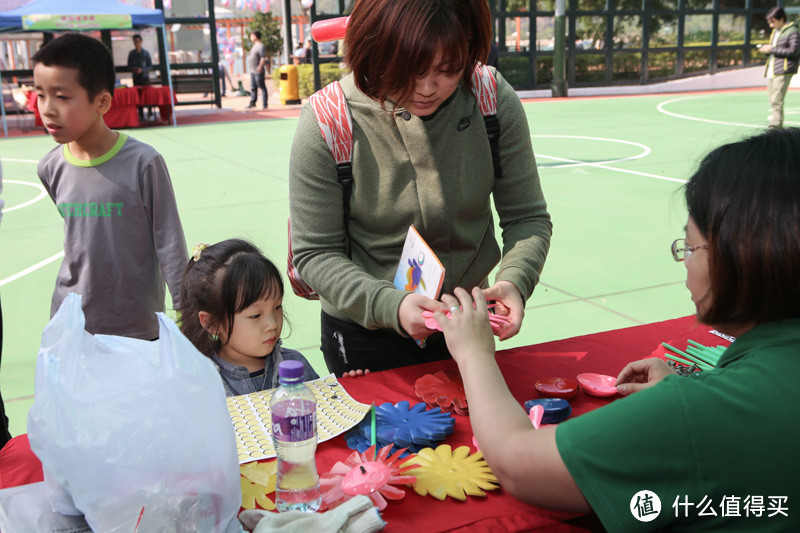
[671,239,709,262]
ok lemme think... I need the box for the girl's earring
[210,333,219,342]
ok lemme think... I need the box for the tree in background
[244,11,283,72]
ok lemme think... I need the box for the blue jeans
[250,72,268,108]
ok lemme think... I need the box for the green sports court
[0,84,796,439]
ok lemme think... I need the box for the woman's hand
[481,281,524,340]
[399,293,447,339]
[341,369,371,378]
[436,287,495,367]
[615,358,676,395]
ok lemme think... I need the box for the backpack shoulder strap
[470,63,502,179]
[308,80,355,229]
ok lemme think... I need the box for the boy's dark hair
[345,0,491,111]
[685,127,800,327]
[133,34,143,41]
[767,7,786,21]
[32,33,115,100]
[251,30,262,40]
[178,239,286,357]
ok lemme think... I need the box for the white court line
[531,134,685,184]
[0,251,63,288]
[2,180,48,212]
[656,95,800,129]
[1,158,39,164]
[537,152,687,184]
[532,134,651,168]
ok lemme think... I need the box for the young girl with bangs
[289,0,552,375]
[179,239,318,396]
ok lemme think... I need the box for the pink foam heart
[528,404,544,429]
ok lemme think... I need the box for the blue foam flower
[345,401,454,454]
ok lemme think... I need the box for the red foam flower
[415,371,468,415]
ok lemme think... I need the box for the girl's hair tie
[192,242,209,262]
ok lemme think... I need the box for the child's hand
[436,287,495,367]
[341,369,371,378]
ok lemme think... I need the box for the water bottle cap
[278,360,304,380]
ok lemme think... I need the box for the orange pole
[516,17,521,52]
[240,23,246,74]
[7,42,17,69]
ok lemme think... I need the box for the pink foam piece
[528,404,544,429]
[472,434,480,451]
[424,317,442,331]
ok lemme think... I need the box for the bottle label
[272,400,316,442]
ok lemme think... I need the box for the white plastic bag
[27,293,243,533]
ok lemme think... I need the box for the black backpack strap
[337,162,353,233]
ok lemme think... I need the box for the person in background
[436,127,800,531]
[179,239,318,396]
[127,34,153,121]
[305,39,313,64]
[293,42,307,65]
[288,0,551,375]
[758,7,800,128]
[247,30,268,110]
[219,60,234,97]
[0,162,12,449]
[33,33,187,341]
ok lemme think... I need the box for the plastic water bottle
[271,360,321,512]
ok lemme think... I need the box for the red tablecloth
[0,315,728,531]
[30,86,174,129]
[311,315,725,532]
[137,85,175,123]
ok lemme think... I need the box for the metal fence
[492,0,800,89]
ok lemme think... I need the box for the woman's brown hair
[345,0,491,110]
[685,127,800,327]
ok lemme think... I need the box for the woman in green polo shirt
[437,128,800,531]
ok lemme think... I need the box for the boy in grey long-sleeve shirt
[34,34,186,340]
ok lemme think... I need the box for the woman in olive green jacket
[288,0,551,375]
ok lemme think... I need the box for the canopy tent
[0,0,176,136]
[0,0,165,29]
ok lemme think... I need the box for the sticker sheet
[227,374,371,464]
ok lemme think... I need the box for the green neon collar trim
[63,132,128,167]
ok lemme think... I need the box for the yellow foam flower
[240,461,277,510]
[401,444,498,501]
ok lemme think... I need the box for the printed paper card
[392,225,445,301]
[227,374,371,464]
[392,226,445,347]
